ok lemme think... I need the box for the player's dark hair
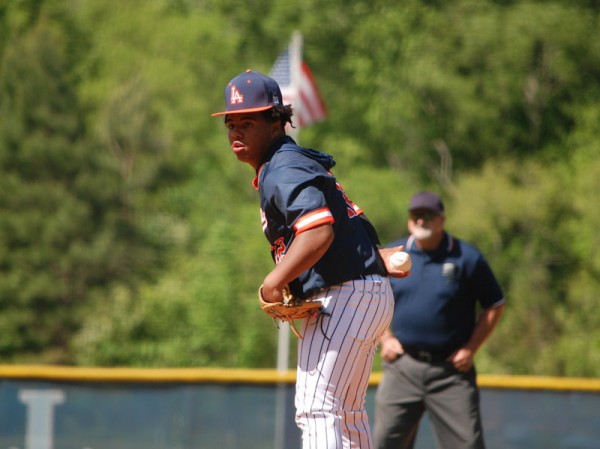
[266,105,295,129]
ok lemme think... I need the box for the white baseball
[389,251,412,271]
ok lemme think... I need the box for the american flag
[270,48,327,128]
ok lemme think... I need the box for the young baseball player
[213,69,407,449]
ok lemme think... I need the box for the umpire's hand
[381,336,404,362]
[447,348,474,372]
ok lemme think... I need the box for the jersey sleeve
[294,208,334,234]
[268,163,334,235]
[472,254,505,309]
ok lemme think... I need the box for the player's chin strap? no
[258,285,326,339]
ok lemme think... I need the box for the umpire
[374,191,505,449]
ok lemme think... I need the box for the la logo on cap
[211,70,283,117]
[230,86,244,105]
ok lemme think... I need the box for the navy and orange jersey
[253,136,385,299]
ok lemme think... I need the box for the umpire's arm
[448,303,506,372]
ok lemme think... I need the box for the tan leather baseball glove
[258,285,324,338]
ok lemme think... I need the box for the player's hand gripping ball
[389,251,412,272]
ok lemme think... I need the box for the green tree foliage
[549,102,600,377]
[0,13,128,362]
[447,160,576,374]
[344,1,600,179]
[0,2,194,363]
[1,0,600,375]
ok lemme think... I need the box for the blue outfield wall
[1,366,599,449]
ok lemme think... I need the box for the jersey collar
[252,165,263,190]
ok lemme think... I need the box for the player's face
[225,112,282,170]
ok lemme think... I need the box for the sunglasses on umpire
[410,211,439,221]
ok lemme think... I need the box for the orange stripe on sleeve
[294,208,334,234]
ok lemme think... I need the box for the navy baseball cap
[211,69,283,117]
[408,191,445,214]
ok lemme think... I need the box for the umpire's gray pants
[374,354,485,449]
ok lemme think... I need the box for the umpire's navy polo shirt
[387,232,505,354]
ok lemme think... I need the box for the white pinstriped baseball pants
[296,275,394,449]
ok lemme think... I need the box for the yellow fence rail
[1,365,599,391]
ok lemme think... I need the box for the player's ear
[271,118,283,136]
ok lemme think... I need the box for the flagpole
[286,30,302,141]
[275,30,303,377]
[274,31,304,449]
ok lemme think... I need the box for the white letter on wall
[19,389,65,449]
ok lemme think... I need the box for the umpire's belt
[405,349,450,363]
